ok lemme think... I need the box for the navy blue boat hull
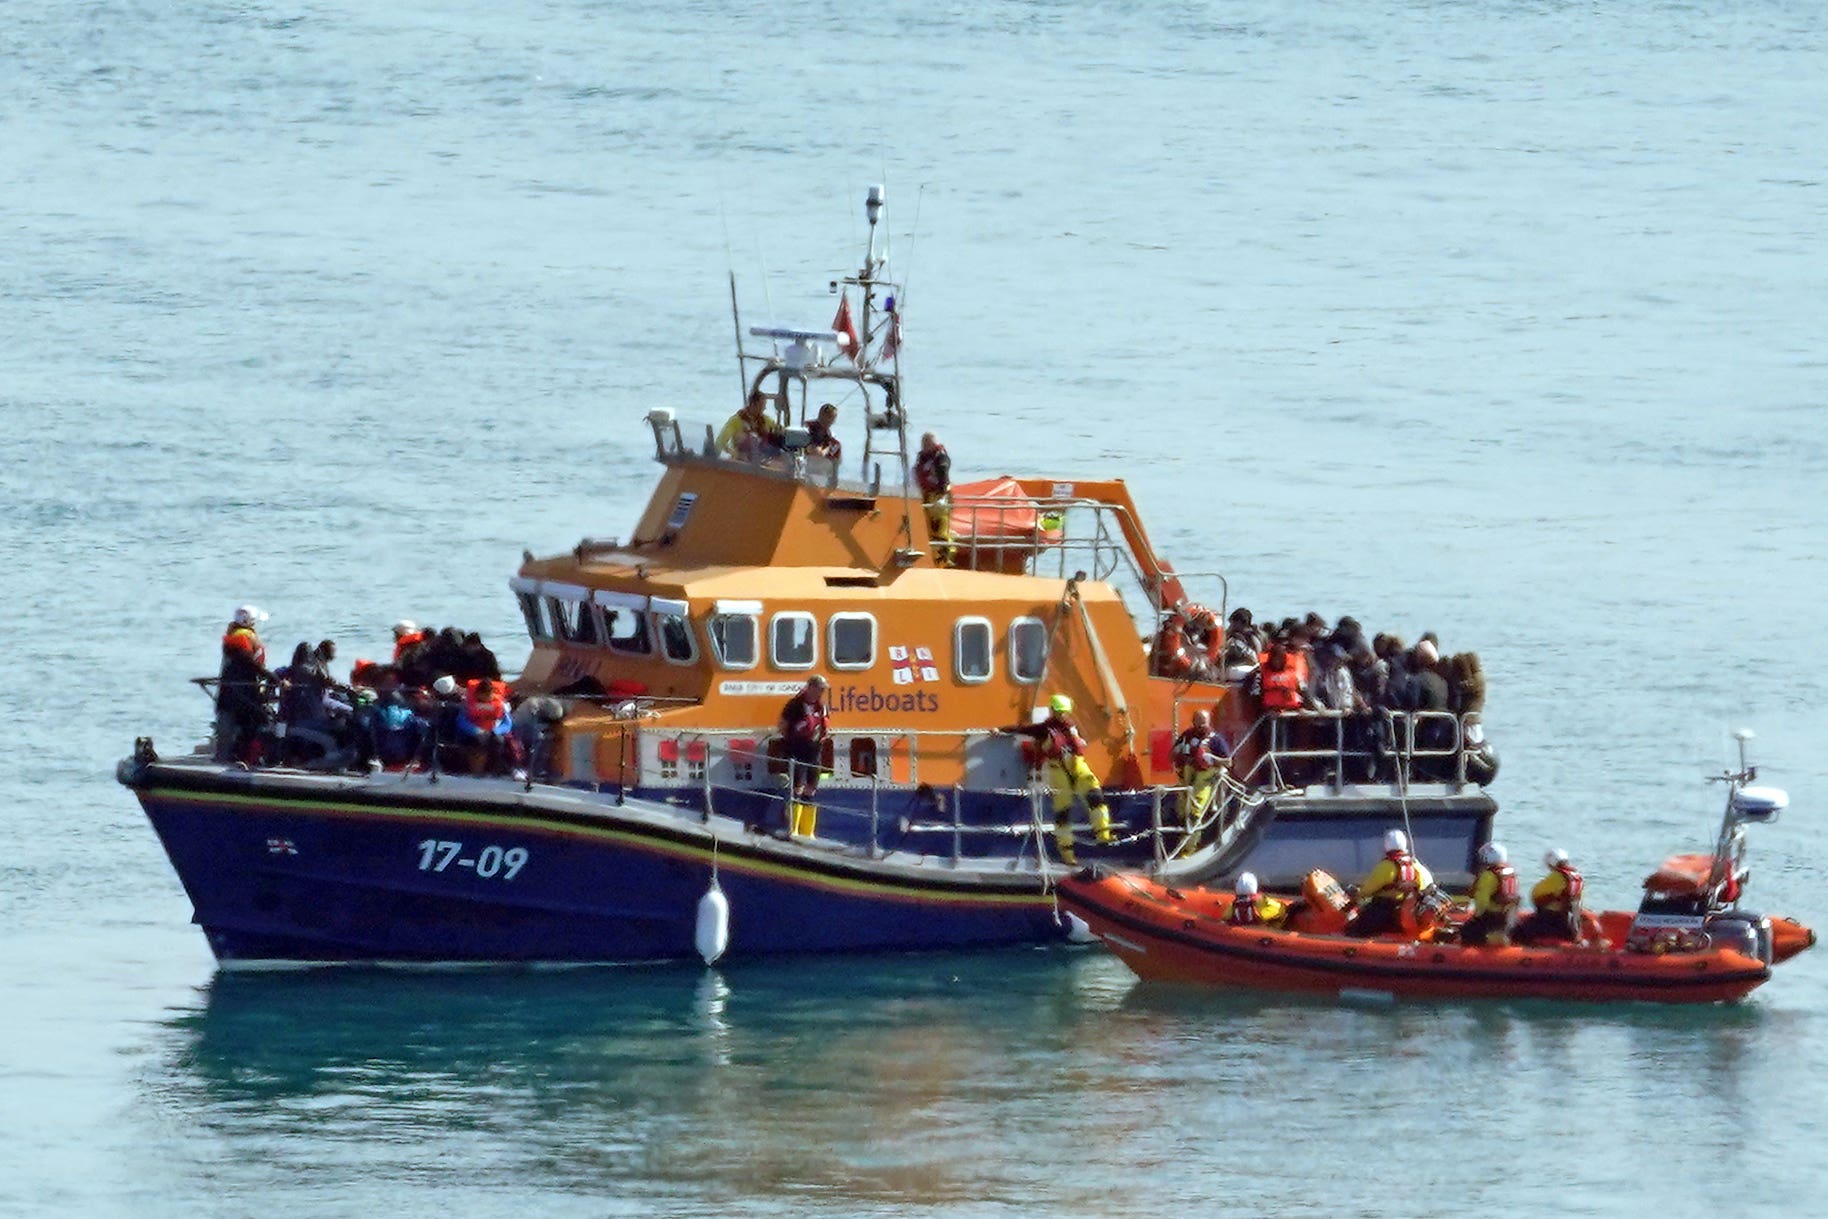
[131,771,1070,964]
[123,760,1495,965]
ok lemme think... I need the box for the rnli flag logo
[266,837,298,855]
[890,645,940,685]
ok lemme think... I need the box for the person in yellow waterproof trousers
[1171,709,1230,848]
[777,675,830,838]
[997,694,1114,865]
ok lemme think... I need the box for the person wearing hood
[216,605,274,763]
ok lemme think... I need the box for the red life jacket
[392,630,426,662]
[1368,850,1418,901]
[1486,863,1519,909]
[222,626,266,668]
[914,444,949,497]
[1172,728,1216,772]
[1540,863,1584,912]
[1042,717,1084,761]
[464,679,507,731]
[1260,664,1302,711]
[788,697,829,742]
[1231,895,1261,926]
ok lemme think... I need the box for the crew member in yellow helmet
[997,694,1115,865]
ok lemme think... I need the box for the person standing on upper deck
[914,431,953,566]
[717,389,784,462]
[806,403,842,463]
[777,675,830,838]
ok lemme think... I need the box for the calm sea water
[4,1,1826,1214]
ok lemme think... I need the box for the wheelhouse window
[516,590,551,641]
[828,613,876,671]
[1011,617,1047,684]
[603,606,652,655]
[954,617,993,684]
[770,612,817,670]
[652,597,697,665]
[708,612,758,670]
[593,590,651,656]
[545,597,602,646]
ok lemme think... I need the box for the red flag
[878,311,900,363]
[832,295,859,360]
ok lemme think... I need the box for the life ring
[1185,604,1223,668]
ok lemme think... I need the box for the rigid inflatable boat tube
[696,879,730,965]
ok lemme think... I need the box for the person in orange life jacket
[1513,848,1586,944]
[1229,872,1287,927]
[716,389,784,462]
[1347,828,1435,938]
[1254,643,1305,712]
[777,675,831,838]
[391,619,426,663]
[914,431,953,566]
[806,403,842,462]
[216,604,275,763]
[457,677,514,775]
[996,694,1115,865]
[1461,841,1521,947]
[1171,709,1230,830]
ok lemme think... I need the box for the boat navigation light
[866,184,885,226]
[1735,728,1755,743]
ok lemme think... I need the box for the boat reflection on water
[155,953,1141,1208]
[145,954,1804,1214]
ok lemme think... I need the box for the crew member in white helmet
[1347,828,1434,937]
[1228,872,1287,927]
[1461,842,1520,946]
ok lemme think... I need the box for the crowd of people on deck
[1227,830,1592,947]
[213,606,557,779]
[1155,606,1496,784]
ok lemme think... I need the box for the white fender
[695,879,730,964]
[1062,911,1097,944]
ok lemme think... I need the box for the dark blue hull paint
[127,763,1495,965]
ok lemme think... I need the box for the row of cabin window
[520,591,1050,684]
[709,612,1049,683]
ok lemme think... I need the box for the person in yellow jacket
[716,390,784,461]
[1347,828,1434,937]
[997,694,1115,865]
[1460,841,1520,946]
[1228,872,1287,927]
[1513,848,1585,944]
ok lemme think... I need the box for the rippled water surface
[4,1,1826,1214]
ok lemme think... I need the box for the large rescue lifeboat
[1058,739,1812,1004]
[119,187,1500,967]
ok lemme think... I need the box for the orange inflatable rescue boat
[1059,736,1813,1005]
